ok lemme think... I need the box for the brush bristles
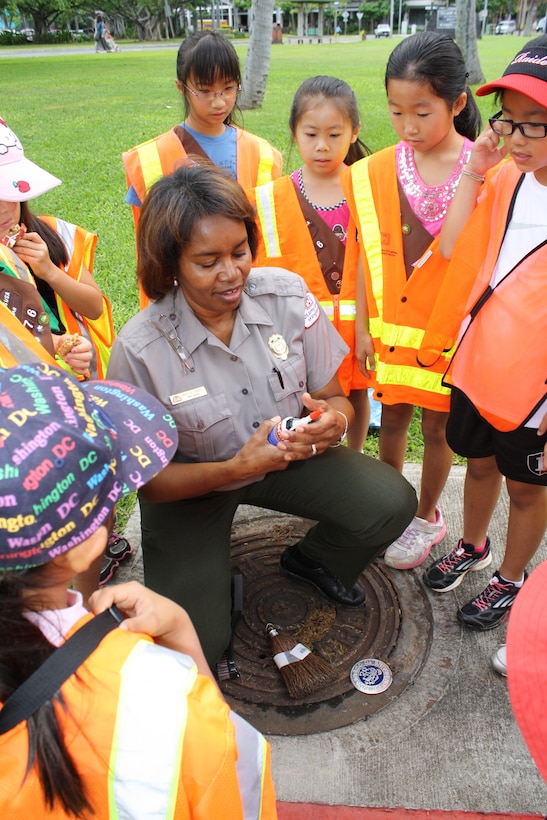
[267,626,337,699]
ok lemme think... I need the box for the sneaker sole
[424,551,492,593]
[384,521,448,571]
[457,607,510,631]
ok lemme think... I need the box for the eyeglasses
[489,110,547,140]
[183,83,241,103]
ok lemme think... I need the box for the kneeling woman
[107,164,417,665]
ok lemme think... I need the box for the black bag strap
[0,606,124,735]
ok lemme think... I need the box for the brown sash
[293,185,346,295]
[173,125,211,165]
[398,180,435,280]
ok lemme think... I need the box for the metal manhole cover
[219,510,434,735]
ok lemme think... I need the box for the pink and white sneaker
[384,506,446,570]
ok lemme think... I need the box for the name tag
[169,386,207,405]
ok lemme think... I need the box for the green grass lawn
[0,35,522,478]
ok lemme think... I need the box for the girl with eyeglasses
[123,30,282,306]
[419,37,547,664]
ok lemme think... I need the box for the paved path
[118,464,547,816]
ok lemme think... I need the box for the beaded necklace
[397,141,470,223]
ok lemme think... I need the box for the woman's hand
[89,581,218,685]
[273,391,351,459]
[54,334,92,376]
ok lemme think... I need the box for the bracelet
[461,165,485,184]
[329,410,348,448]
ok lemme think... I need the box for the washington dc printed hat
[0,118,61,202]
[507,560,547,784]
[0,363,177,570]
[476,35,547,107]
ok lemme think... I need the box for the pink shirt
[291,168,350,244]
[396,138,473,237]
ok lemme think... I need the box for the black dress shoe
[280,545,366,607]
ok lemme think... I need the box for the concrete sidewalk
[120,463,547,816]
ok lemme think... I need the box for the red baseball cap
[476,35,547,108]
[507,560,547,783]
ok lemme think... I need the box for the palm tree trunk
[239,0,275,110]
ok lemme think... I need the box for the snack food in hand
[56,334,81,358]
[1,223,27,249]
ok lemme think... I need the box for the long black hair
[0,567,91,816]
[385,32,482,140]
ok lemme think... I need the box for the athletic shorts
[447,388,547,485]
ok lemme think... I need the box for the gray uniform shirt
[107,267,349,488]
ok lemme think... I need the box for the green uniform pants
[139,447,417,665]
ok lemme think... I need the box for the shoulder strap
[397,179,435,279]
[0,606,124,735]
[173,125,211,164]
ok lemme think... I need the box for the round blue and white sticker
[350,658,392,694]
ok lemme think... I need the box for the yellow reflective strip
[375,361,452,394]
[255,183,281,258]
[139,141,164,195]
[255,140,274,186]
[318,301,335,321]
[339,301,356,318]
[351,160,384,315]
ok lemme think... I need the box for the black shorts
[447,388,547,485]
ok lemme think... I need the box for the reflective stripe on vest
[350,160,384,318]
[319,300,356,322]
[254,139,276,187]
[138,139,165,197]
[109,641,194,817]
[231,711,270,820]
[254,183,282,258]
[375,359,451,395]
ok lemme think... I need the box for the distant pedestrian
[94,13,108,52]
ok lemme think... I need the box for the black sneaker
[423,537,492,593]
[457,571,526,630]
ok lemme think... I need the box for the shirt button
[242,388,248,395]
[231,355,238,362]
[401,296,407,303]
[197,421,205,430]
[389,346,395,352]
[299,381,304,388]
[377,392,383,398]
[169,313,176,321]
[252,421,259,428]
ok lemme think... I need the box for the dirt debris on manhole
[219,511,434,735]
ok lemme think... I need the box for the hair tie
[465,72,470,79]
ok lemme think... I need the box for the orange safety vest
[248,175,367,395]
[0,615,277,819]
[39,217,114,380]
[342,147,452,411]
[123,126,282,309]
[123,126,283,231]
[419,162,547,432]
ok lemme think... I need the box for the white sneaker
[384,506,447,570]
[491,644,507,677]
